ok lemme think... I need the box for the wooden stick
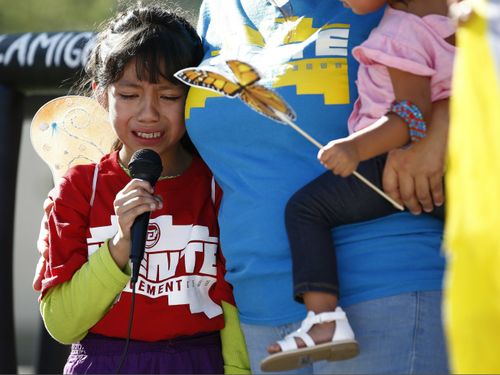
[275,111,405,211]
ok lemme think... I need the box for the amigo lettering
[0,32,95,68]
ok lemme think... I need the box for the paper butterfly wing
[240,85,297,124]
[226,60,296,123]
[30,96,116,185]
[226,60,261,87]
[175,68,242,97]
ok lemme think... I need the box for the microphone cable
[115,281,137,374]
[115,149,162,373]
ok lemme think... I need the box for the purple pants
[63,331,224,374]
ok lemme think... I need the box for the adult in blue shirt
[185,0,449,373]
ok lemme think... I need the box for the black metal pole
[0,32,93,372]
[0,84,23,373]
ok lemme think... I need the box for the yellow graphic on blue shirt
[185,17,351,119]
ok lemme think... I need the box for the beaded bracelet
[387,100,427,142]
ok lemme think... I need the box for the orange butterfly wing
[175,68,242,96]
[226,60,296,123]
[226,60,261,87]
[240,85,297,124]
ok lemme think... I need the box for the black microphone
[128,149,163,283]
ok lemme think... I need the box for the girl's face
[339,0,386,14]
[104,59,187,166]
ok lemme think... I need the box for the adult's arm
[383,98,449,214]
[40,240,130,344]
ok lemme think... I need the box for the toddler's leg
[286,155,395,304]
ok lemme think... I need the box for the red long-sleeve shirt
[42,151,234,341]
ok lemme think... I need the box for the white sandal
[260,307,359,372]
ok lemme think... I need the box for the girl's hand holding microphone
[109,178,163,269]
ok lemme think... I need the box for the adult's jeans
[241,291,449,374]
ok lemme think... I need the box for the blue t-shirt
[186,0,445,325]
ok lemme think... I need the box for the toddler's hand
[318,139,360,177]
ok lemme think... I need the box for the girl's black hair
[79,2,203,153]
[85,3,202,90]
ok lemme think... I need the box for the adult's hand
[382,99,449,214]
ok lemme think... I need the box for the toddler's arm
[319,68,432,177]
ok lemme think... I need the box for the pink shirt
[348,7,456,134]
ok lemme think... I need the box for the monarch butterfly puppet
[175,59,296,124]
